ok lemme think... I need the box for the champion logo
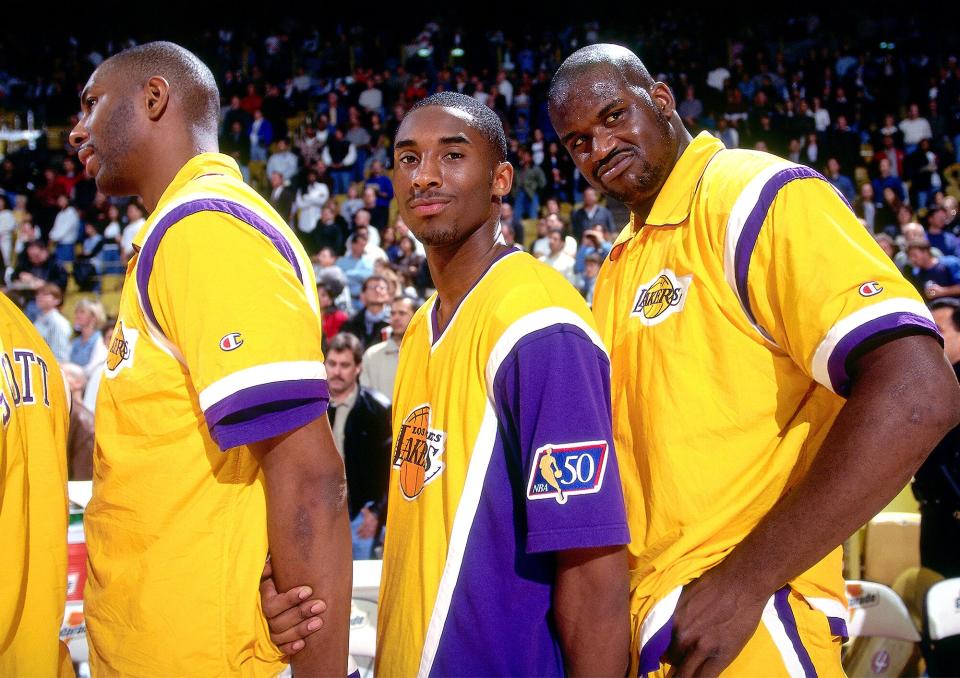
[859,281,883,297]
[219,333,244,351]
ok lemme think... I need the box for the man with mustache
[546,44,960,677]
[68,41,350,676]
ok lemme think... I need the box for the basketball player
[548,44,960,676]
[0,294,71,676]
[67,42,350,675]
[266,92,631,675]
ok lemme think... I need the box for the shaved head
[548,44,656,117]
[99,41,220,143]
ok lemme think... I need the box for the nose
[412,154,441,192]
[591,129,617,166]
[68,118,89,150]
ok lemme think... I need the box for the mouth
[596,150,635,183]
[77,146,99,176]
[408,196,453,217]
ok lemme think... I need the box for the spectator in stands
[927,206,959,258]
[904,138,942,209]
[121,201,146,263]
[221,94,251,135]
[678,85,703,128]
[575,226,612,275]
[61,362,94,480]
[33,282,71,363]
[324,332,391,560]
[362,185,387,232]
[220,119,251,183]
[578,252,602,307]
[854,181,878,234]
[318,278,349,344]
[393,234,425,285]
[365,160,393,212]
[342,274,390,350]
[514,148,545,219]
[322,127,358,195]
[240,83,262,117]
[15,240,69,293]
[900,102,933,154]
[361,295,414,398]
[0,194,15,269]
[538,227,577,285]
[826,114,860,174]
[714,118,739,149]
[358,77,384,117]
[248,109,274,163]
[907,240,960,300]
[313,204,349,256]
[73,222,104,291]
[293,168,329,243]
[267,171,294,221]
[69,298,108,376]
[873,157,907,205]
[873,134,904,178]
[49,194,81,263]
[571,187,617,241]
[266,138,299,184]
[499,201,524,247]
[824,157,856,204]
[874,233,898,260]
[338,229,377,298]
[297,120,327,167]
[339,184,364,225]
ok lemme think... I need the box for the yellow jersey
[0,292,72,677]
[592,133,939,669]
[377,249,630,676]
[86,153,327,676]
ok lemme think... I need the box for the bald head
[548,44,656,116]
[100,41,220,143]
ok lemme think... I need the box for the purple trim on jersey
[826,312,941,396]
[205,379,329,451]
[828,616,849,639]
[430,247,520,345]
[774,586,817,678]
[135,198,303,338]
[425,323,628,675]
[638,616,674,677]
[733,166,822,333]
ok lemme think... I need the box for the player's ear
[144,76,170,122]
[651,82,677,118]
[491,161,514,201]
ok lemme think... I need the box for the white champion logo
[859,281,883,297]
[219,333,244,351]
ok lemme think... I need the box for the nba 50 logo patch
[631,269,692,326]
[527,441,608,505]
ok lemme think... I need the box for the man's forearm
[713,335,960,600]
[554,545,630,677]
[255,417,353,675]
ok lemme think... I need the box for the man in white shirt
[33,283,72,364]
[358,79,384,115]
[900,103,933,154]
[361,296,414,398]
[293,169,330,235]
[538,227,577,285]
[49,195,81,262]
[120,201,146,263]
[266,138,299,183]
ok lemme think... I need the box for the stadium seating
[843,580,922,677]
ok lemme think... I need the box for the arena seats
[863,513,921,587]
[924,578,960,675]
[843,580,922,677]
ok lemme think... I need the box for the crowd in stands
[3,11,960,555]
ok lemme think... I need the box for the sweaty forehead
[399,105,478,140]
[552,66,637,126]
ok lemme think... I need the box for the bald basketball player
[548,44,960,677]
[69,41,349,676]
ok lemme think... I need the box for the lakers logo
[630,269,693,326]
[105,320,138,378]
[392,404,446,500]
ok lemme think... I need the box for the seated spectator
[318,278,349,345]
[340,184,364,224]
[322,127,358,195]
[513,148,545,219]
[899,102,933,155]
[14,240,69,293]
[854,182,878,234]
[904,138,942,210]
[927,206,959,258]
[121,201,147,263]
[249,109,273,163]
[875,186,903,236]
[571,188,617,241]
[73,222,105,291]
[314,248,352,312]
[365,160,394,213]
[338,229,377,298]
[0,194,15,269]
[393,235,424,282]
[392,215,425,256]
[578,252,602,306]
[266,138,299,184]
[267,171,294,222]
[69,298,108,376]
[342,274,391,350]
[906,240,960,301]
[361,185,388,232]
[293,168,330,242]
[296,120,327,168]
[313,204,349,256]
[361,295,415,398]
[873,134,904,178]
[324,332,392,559]
[499,201,524,247]
[33,283,71,363]
[575,226,612,275]
[220,119,251,183]
[49,194,81,263]
[538,227,577,285]
[874,233,898,260]
[823,157,855,204]
[61,362,94,480]
[678,84,704,128]
[872,157,906,204]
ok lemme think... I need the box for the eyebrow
[394,133,473,150]
[560,98,626,146]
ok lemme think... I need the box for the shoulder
[358,386,391,411]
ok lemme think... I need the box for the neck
[81,326,96,340]
[139,137,217,212]
[366,303,384,314]
[330,382,357,405]
[628,120,692,224]
[427,215,507,332]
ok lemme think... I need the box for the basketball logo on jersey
[106,320,138,378]
[527,441,608,504]
[392,404,447,500]
[630,269,693,326]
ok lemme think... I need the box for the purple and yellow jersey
[86,153,326,676]
[0,293,72,677]
[376,249,630,676]
[592,133,939,669]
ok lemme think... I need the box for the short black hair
[930,298,960,332]
[102,41,220,143]
[408,91,507,163]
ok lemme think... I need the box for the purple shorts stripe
[773,586,817,678]
[135,198,303,338]
[827,616,848,639]
[826,312,941,396]
[638,616,674,677]
[733,166,823,332]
